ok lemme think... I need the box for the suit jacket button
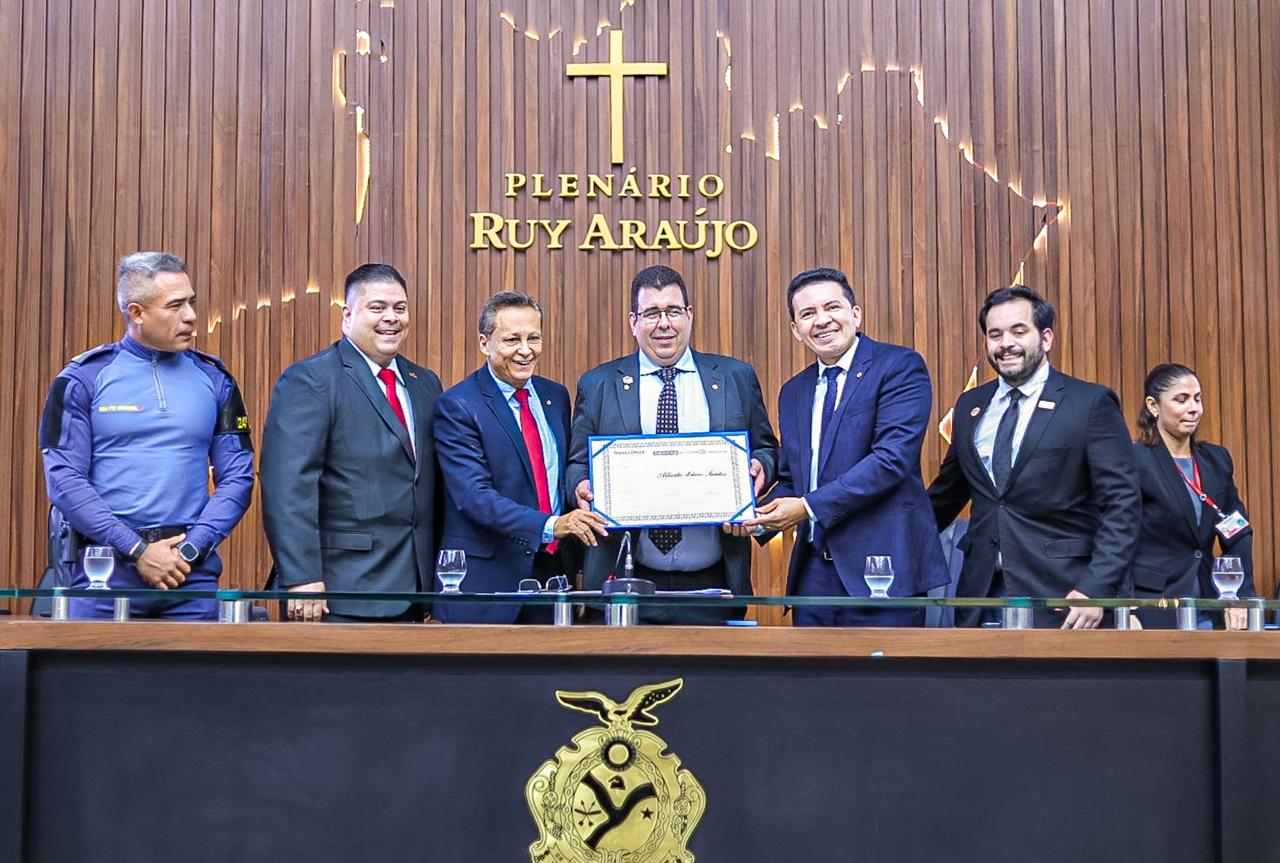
[1194,550,1203,560]
[525,550,532,556]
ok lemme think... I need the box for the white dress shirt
[973,359,1051,483]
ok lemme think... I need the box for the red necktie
[377,368,408,429]
[514,388,557,553]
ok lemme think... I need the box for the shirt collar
[639,347,696,376]
[815,336,860,381]
[996,359,1050,401]
[346,337,402,384]
[121,333,180,361]
[487,364,533,401]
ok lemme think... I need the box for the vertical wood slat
[4,0,1280,605]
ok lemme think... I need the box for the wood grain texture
[2,0,1277,610]
[3,616,1280,660]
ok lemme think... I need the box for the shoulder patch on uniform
[68,343,116,366]
[189,348,230,373]
[40,377,71,449]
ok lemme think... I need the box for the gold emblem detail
[527,678,705,862]
[622,376,634,385]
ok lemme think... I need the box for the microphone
[621,530,634,580]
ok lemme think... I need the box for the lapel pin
[622,375,634,385]
[408,371,418,379]
[855,371,864,379]
[711,383,719,390]
[1038,400,1056,410]
[970,407,981,417]
[545,399,552,406]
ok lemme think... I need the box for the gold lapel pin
[970,407,981,417]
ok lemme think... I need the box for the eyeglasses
[634,306,689,323]
[517,575,571,593]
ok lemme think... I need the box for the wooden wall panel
[4,0,1279,608]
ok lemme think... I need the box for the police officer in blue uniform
[39,252,254,619]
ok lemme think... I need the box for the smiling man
[927,285,1140,628]
[742,267,948,627]
[566,265,778,624]
[39,252,254,619]
[433,292,607,623]
[261,263,442,622]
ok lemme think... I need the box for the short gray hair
[116,252,188,315]
[478,291,542,336]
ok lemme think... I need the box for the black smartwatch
[177,541,201,564]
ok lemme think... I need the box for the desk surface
[3,617,1280,659]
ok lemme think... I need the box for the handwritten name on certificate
[588,431,757,529]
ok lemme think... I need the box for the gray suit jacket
[566,350,778,595]
[261,339,442,617]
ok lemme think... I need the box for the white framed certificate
[587,431,757,529]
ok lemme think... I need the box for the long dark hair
[1137,363,1198,446]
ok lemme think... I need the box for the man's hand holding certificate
[582,431,759,529]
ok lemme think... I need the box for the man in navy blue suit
[743,267,949,626]
[434,291,607,623]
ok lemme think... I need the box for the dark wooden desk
[3,621,1277,863]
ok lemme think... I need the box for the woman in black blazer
[1130,364,1253,629]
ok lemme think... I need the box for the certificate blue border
[587,430,758,530]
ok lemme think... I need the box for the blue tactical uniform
[39,334,254,619]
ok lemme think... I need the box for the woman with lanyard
[1129,363,1253,629]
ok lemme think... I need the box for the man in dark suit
[433,292,607,623]
[741,267,949,626]
[928,285,1141,628]
[566,265,779,624]
[260,263,442,622]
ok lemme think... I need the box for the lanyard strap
[1179,457,1224,517]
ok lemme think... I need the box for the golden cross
[566,30,667,164]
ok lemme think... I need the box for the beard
[987,342,1045,387]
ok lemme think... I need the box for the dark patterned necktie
[991,388,1024,490]
[650,366,683,554]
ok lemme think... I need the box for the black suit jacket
[566,350,779,595]
[1130,440,1253,625]
[260,339,442,617]
[928,367,1141,622]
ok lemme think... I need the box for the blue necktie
[650,367,683,555]
[819,365,842,443]
[812,366,843,550]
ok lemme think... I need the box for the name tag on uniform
[1215,510,1249,541]
[98,404,144,413]
[1037,400,1055,410]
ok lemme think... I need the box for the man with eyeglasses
[434,291,608,623]
[567,265,779,624]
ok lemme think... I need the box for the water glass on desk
[863,555,894,599]
[436,549,467,594]
[1212,556,1244,600]
[83,546,114,590]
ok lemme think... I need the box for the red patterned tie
[514,389,557,554]
[377,367,408,429]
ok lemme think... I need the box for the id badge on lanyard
[1181,457,1249,541]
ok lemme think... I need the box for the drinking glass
[436,549,467,594]
[83,546,115,590]
[863,555,894,599]
[1212,556,1245,601]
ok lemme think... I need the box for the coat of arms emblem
[526,678,706,862]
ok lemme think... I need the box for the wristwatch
[177,541,201,564]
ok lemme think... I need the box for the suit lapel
[477,367,537,487]
[966,382,1000,493]
[340,339,415,463]
[545,380,569,492]
[695,351,726,430]
[817,337,874,477]
[403,361,432,480]
[1154,439,1202,539]
[1003,368,1063,490]
[615,354,643,434]
[795,366,817,492]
